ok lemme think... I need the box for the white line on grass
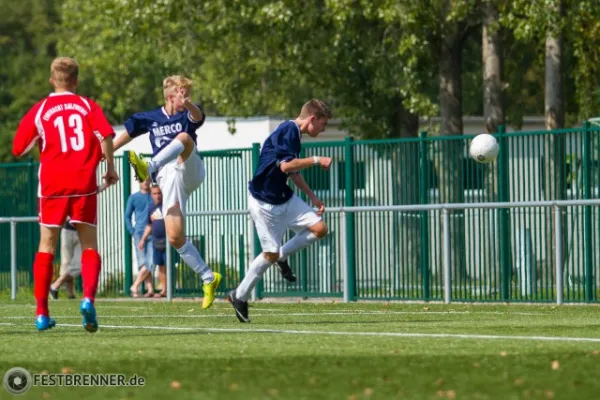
[52,323,600,343]
[0,310,546,319]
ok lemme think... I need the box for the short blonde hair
[50,57,78,88]
[163,75,193,100]
[299,99,332,119]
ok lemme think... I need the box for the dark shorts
[153,247,166,266]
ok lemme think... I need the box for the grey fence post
[443,208,451,304]
[10,221,17,301]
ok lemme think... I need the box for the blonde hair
[163,75,193,100]
[50,57,79,88]
[299,99,332,119]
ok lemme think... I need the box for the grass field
[1,299,600,399]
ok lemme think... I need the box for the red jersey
[12,92,115,198]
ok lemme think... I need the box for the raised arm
[280,156,332,174]
[113,131,133,152]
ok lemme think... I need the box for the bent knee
[263,252,279,264]
[310,222,328,239]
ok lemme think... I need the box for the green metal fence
[2,123,600,303]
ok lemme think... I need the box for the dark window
[304,167,331,191]
[338,161,366,190]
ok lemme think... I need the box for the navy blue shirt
[147,201,166,251]
[147,202,166,241]
[249,121,301,205]
[124,106,205,158]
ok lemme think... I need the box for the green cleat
[128,152,150,182]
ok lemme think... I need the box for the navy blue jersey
[147,201,166,251]
[147,202,166,241]
[124,106,205,157]
[249,121,301,205]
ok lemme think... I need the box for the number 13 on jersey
[54,114,85,152]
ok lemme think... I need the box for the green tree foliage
[0,0,61,162]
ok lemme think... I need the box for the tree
[437,0,480,282]
[0,0,62,162]
[482,0,504,286]
[543,0,567,275]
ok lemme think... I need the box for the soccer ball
[469,134,499,164]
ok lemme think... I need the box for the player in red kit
[12,57,119,332]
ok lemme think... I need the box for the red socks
[81,249,101,303]
[33,252,54,316]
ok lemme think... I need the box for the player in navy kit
[227,99,333,322]
[113,75,221,309]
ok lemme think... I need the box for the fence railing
[6,198,600,304]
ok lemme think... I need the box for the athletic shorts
[156,153,205,216]
[39,194,97,227]
[248,194,321,253]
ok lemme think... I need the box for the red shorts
[38,194,98,227]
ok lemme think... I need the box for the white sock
[278,229,319,261]
[176,241,214,284]
[148,139,185,174]
[236,254,272,301]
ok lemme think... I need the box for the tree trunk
[390,99,420,293]
[439,5,466,283]
[482,0,503,291]
[544,0,566,282]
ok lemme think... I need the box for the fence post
[122,152,133,296]
[497,125,512,301]
[27,158,35,286]
[582,121,594,302]
[344,137,357,301]
[419,131,430,301]
[10,221,17,300]
[555,205,564,305]
[442,209,451,304]
[251,143,264,299]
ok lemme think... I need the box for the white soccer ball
[469,133,499,164]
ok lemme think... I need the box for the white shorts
[60,229,82,277]
[248,194,322,253]
[156,153,205,215]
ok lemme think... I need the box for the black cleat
[49,288,58,300]
[277,259,297,282]
[227,290,250,323]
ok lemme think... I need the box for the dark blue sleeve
[124,113,148,138]
[275,126,301,163]
[186,104,205,134]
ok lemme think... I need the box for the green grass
[2,300,600,399]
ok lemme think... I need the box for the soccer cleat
[49,288,59,300]
[79,297,98,333]
[128,151,150,182]
[276,259,297,282]
[201,272,222,309]
[227,290,250,323]
[35,315,56,331]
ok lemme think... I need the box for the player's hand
[318,156,333,171]
[177,88,191,105]
[311,196,325,216]
[103,168,119,186]
[138,241,144,250]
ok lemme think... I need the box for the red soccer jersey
[12,92,115,198]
